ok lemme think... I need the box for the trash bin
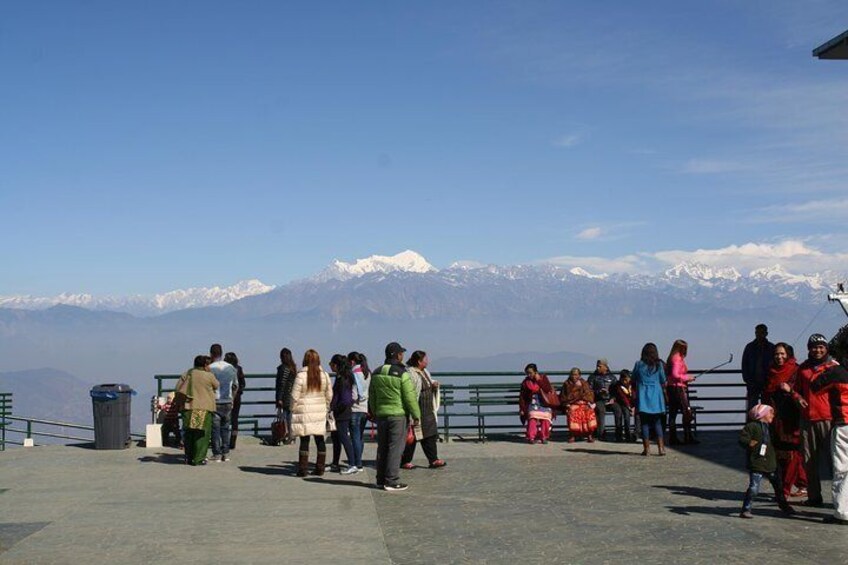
[90,384,134,449]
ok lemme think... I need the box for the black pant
[594,403,610,439]
[746,385,763,411]
[299,435,326,452]
[610,404,631,440]
[375,416,406,486]
[331,418,354,466]
[401,434,438,465]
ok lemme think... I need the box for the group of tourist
[519,340,696,456]
[738,327,848,525]
[175,341,444,492]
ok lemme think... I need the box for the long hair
[330,353,353,381]
[666,339,688,368]
[348,351,371,379]
[224,351,239,367]
[641,343,660,369]
[280,347,297,375]
[407,350,427,368]
[303,349,322,392]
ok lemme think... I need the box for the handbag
[271,408,288,446]
[326,410,336,433]
[406,425,416,445]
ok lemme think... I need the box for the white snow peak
[317,250,437,281]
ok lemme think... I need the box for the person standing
[208,344,238,462]
[666,340,698,445]
[290,349,333,477]
[174,355,219,466]
[610,370,635,443]
[633,343,668,456]
[783,334,841,507]
[587,359,616,441]
[519,363,557,444]
[738,404,795,519]
[402,351,446,468]
[349,351,370,470]
[742,324,775,410]
[225,352,246,450]
[764,343,807,499]
[369,342,421,492]
[329,354,356,474]
[809,360,848,524]
[275,348,298,444]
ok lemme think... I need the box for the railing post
[26,420,32,439]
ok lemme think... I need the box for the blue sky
[2,2,847,295]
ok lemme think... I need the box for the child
[158,392,183,448]
[739,404,795,519]
[610,370,634,442]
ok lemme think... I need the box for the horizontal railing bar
[5,427,93,442]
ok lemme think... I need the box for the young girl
[739,404,795,519]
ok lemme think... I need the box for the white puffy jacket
[290,368,333,437]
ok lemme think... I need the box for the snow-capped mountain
[662,262,742,284]
[0,279,275,317]
[313,250,437,282]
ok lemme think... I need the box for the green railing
[2,415,145,447]
[0,393,11,451]
[155,369,749,441]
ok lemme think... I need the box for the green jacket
[739,421,776,473]
[368,361,421,420]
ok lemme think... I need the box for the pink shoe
[401,463,414,470]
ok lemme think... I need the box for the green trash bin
[90,384,134,449]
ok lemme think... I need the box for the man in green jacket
[369,342,421,492]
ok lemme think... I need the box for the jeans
[350,412,366,467]
[333,418,354,467]
[640,412,663,441]
[211,403,232,456]
[375,416,406,486]
[611,403,632,440]
[594,403,609,439]
[282,408,293,440]
[742,471,786,512]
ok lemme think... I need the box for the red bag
[406,425,416,445]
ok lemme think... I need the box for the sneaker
[209,455,222,463]
[383,483,409,492]
[401,463,415,470]
[341,466,358,475]
[221,455,229,462]
[329,464,341,473]
[429,459,447,468]
[739,511,753,519]
[356,466,366,473]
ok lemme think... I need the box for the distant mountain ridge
[0,251,843,319]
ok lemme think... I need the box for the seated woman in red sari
[766,342,808,498]
[561,367,597,443]
[519,363,557,444]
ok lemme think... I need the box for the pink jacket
[667,353,692,387]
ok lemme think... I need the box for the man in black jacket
[742,324,775,410]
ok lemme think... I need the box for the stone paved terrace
[0,432,843,564]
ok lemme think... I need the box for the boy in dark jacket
[739,404,795,519]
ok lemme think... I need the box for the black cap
[385,342,406,358]
[807,333,828,349]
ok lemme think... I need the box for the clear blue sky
[2,2,847,295]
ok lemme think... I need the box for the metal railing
[0,393,11,451]
[155,369,749,440]
[2,415,145,447]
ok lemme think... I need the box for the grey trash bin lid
[90,384,134,400]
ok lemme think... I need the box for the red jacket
[792,357,841,422]
[519,374,558,422]
[810,364,848,425]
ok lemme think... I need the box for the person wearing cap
[781,333,841,507]
[738,403,795,519]
[808,358,848,524]
[742,324,775,410]
[368,342,421,492]
[587,358,616,441]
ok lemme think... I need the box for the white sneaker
[340,466,358,475]
[356,466,366,473]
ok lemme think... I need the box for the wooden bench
[468,384,521,442]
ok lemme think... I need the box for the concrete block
[23,438,34,447]
[146,424,162,448]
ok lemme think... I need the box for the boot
[668,424,680,446]
[683,425,700,445]
[313,450,327,476]
[657,437,666,456]
[297,451,309,477]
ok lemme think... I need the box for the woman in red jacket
[765,342,807,498]
[518,363,557,444]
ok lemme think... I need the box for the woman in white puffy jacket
[290,349,333,477]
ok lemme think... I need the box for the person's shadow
[138,453,186,465]
[565,447,643,457]
[238,464,298,476]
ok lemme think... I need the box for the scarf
[764,358,798,395]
